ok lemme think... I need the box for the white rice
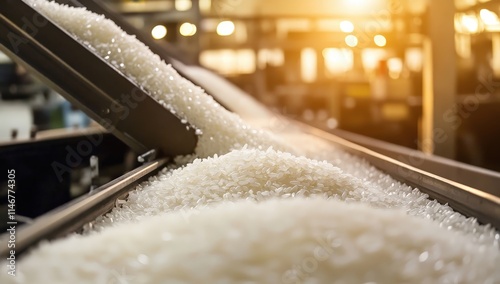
[92,147,498,249]
[3,199,499,284]
[3,1,498,283]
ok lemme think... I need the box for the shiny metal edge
[303,124,500,230]
[0,158,168,258]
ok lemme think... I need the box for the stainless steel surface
[0,0,197,158]
[331,128,500,197]
[303,124,500,229]
[0,158,168,258]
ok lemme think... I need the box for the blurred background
[1,0,500,171]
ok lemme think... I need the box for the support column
[190,0,201,65]
[422,0,457,159]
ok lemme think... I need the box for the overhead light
[217,21,235,36]
[374,35,387,47]
[387,57,403,79]
[180,22,197,36]
[322,48,354,74]
[345,35,358,47]
[175,0,192,11]
[405,47,423,72]
[462,14,480,33]
[339,20,354,33]
[301,48,317,83]
[479,9,500,31]
[361,48,387,71]
[480,9,499,25]
[199,49,256,75]
[151,25,167,40]
[455,13,480,34]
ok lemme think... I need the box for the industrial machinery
[0,0,499,261]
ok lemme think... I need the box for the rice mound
[4,199,499,284]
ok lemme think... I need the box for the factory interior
[2,0,500,169]
[0,0,499,283]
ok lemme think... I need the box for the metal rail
[330,128,500,197]
[0,0,197,158]
[303,124,500,229]
[0,158,168,258]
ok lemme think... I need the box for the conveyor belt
[55,0,188,64]
[2,122,498,260]
[301,123,500,229]
[330,128,500,196]
[0,158,168,258]
[0,0,498,260]
[53,0,234,111]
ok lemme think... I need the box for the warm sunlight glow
[323,48,354,74]
[340,20,354,33]
[362,48,387,71]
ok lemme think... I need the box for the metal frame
[303,124,500,229]
[330,128,500,196]
[0,158,168,258]
[2,122,498,259]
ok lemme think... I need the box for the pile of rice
[1,1,498,283]
[7,199,500,283]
